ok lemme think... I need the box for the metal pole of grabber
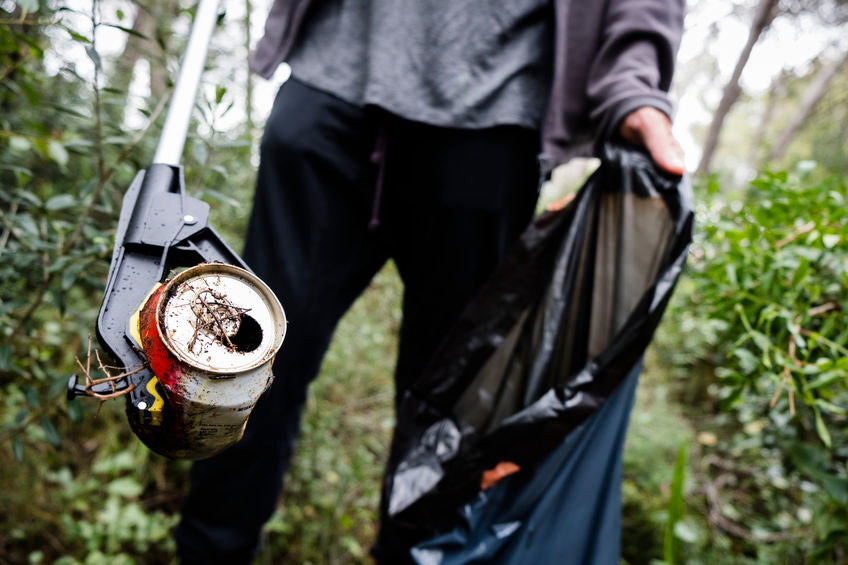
[152,0,220,166]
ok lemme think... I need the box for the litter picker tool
[67,0,286,460]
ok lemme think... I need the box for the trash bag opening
[382,144,694,547]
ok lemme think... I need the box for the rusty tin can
[135,263,286,460]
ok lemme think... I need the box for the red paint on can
[137,283,191,452]
[139,284,183,390]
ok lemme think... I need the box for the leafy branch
[10,54,169,335]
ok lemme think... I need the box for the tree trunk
[108,5,154,110]
[108,3,176,110]
[696,0,780,176]
[749,68,789,164]
[765,50,848,162]
[245,0,254,135]
[149,2,181,101]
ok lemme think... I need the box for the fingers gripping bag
[377,144,694,563]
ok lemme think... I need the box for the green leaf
[815,399,847,415]
[215,139,251,149]
[15,190,41,207]
[40,417,60,447]
[725,264,737,286]
[49,283,65,316]
[732,348,758,375]
[820,476,848,505]
[0,343,10,370]
[11,437,23,462]
[9,136,31,153]
[822,234,840,249]
[209,165,228,178]
[807,370,844,390]
[101,23,147,39]
[805,230,820,246]
[815,358,834,370]
[60,24,90,44]
[62,139,94,149]
[13,30,43,56]
[14,410,27,426]
[199,188,239,207]
[813,406,832,448]
[106,477,143,498]
[663,443,687,565]
[790,442,848,504]
[193,142,208,166]
[750,331,771,353]
[23,386,40,408]
[47,141,69,167]
[92,451,135,474]
[0,165,33,182]
[16,213,38,236]
[61,260,89,290]
[791,258,810,286]
[787,320,806,349]
[45,193,75,211]
[50,105,89,120]
[16,0,38,13]
[673,521,698,544]
[750,178,771,191]
[103,135,131,145]
[66,401,83,424]
[719,387,743,411]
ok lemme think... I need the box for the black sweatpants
[175,78,541,564]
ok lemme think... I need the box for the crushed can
[129,263,286,460]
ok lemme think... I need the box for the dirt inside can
[185,283,263,354]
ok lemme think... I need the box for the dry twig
[774,221,815,249]
[702,475,795,543]
[808,302,838,317]
[73,336,143,401]
[770,336,800,414]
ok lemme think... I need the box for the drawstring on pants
[369,124,388,230]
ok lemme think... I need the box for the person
[175,1,686,563]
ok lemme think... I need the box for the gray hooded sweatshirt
[249,0,685,168]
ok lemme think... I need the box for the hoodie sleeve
[586,0,685,147]
[250,0,312,79]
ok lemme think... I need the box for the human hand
[619,106,685,176]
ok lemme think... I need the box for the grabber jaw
[68,0,229,409]
[67,163,248,419]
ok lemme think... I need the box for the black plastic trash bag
[410,361,642,564]
[379,144,694,554]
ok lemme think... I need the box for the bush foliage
[648,167,848,563]
[1,2,847,564]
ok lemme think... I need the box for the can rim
[155,263,286,374]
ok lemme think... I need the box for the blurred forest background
[1,0,847,563]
